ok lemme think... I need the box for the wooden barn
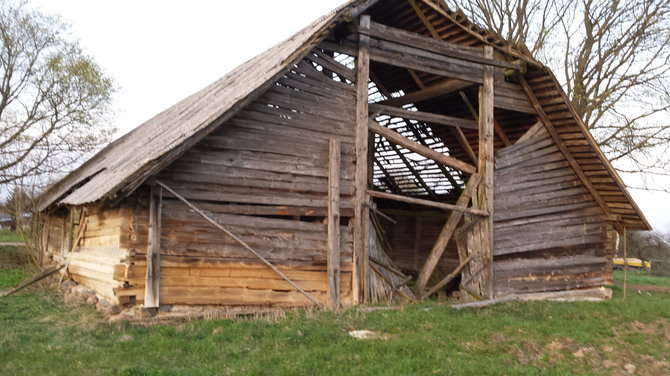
[38,0,650,312]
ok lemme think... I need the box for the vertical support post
[144,184,162,309]
[353,14,371,303]
[327,140,342,310]
[623,226,628,299]
[477,46,495,299]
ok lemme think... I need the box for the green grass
[0,229,22,242]
[613,269,670,287]
[1,266,670,376]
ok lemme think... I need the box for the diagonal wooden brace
[414,174,482,293]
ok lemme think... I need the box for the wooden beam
[364,21,522,71]
[414,174,481,292]
[156,180,323,308]
[388,142,438,200]
[327,140,341,310]
[420,0,540,69]
[368,119,477,174]
[450,127,478,165]
[458,91,511,147]
[366,188,487,216]
[408,0,441,39]
[406,122,463,192]
[369,103,478,130]
[144,184,162,309]
[518,75,612,217]
[380,79,472,106]
[421,254,474,299]
[477,46,495,299]
[373,159,402,194]
[353,15,372,304]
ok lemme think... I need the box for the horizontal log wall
[380,212,459,277]
[115,49,358,308]
[42,205,131,302]
[493,125,616,296]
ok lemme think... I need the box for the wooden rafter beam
[369,119,477,174]
[367,189,488,216]
[459,91,512,147]
[388,142,438,199]
[408,0,441,39]
[420,0,540,69]
[518,76,612,217]
[370,103,478,130]
[379,79,472,107]
[405,122,463,191]
[373,159,403,194]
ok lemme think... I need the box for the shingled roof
[38,0,650,230]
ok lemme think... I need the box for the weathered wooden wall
[43,204,131,302]
[492,124,616,296]
[113,49,358,308]
[380,212,459,277]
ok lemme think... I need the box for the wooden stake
[353,14,372,304]
[327,140,341,310]
[144,184,162,309]
[623,226,628,299]
[156,180,323,308]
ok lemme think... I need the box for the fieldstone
[624,363,637,374]
[85,295,98,305]
[59,280,77,292]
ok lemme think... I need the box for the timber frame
[38,0,649,312]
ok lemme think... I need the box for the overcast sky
[30,0,670,232]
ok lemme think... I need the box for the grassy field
[2,235,670,376]
[614,269,670,287]
[0,228,22,242]
[1,264,670,376]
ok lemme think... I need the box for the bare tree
[0,1,115,189]
[446,0,670,187]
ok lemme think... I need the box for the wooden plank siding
[379,213,460,276]
[492,124,617,296]
[113,49,358,308]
